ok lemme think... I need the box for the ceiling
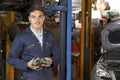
[0,0,82,11]
[0,0,28,11]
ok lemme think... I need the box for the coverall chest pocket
[24,43,38,54]
[25,44,35,51]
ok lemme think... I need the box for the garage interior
[0,0,120,80]
[0,0,93,80]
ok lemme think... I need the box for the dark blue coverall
[7,27,61,80]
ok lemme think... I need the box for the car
[91,13,120,80]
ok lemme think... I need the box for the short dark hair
[27,5,45,16]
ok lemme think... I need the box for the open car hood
[101,19,120,51]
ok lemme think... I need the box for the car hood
[101,19,120,51]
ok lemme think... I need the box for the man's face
[28,10,45,29]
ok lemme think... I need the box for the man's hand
[41,57,53,67]
[27,58,41,70]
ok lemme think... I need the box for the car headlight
[96,63,111,78]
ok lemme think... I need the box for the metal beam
[58,12,66,80]
[6,11,15,80]
[44,5,67,12]
[58,0,67,80]
[66,0,72,79]
[81,0,92,80]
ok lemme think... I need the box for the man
[96,0,110,11]
[7,5,61,80]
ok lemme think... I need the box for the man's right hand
[27,58,40,70]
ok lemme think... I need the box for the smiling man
[7,5,61,80]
